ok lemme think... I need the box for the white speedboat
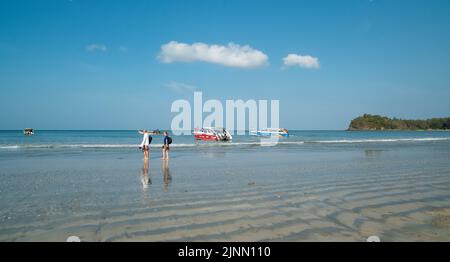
[250,128,289,137]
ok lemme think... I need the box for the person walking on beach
[162,131,170,160]
[138,130,152,159]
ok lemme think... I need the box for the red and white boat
[193,127,233,141]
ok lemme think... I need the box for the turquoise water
[1,130,450,241]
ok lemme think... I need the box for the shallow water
[0,130,450,241]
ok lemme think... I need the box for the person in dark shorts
[162,131,170,160]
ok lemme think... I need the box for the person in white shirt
[138,130,151,159]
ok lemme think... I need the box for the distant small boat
[250,128,289,137]
[149,129,162,135]
[139,129,163,135]
[23,128,34,136]
[193,127,232,141]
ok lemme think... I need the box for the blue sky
[1,0,449,130]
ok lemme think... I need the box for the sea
[1,130,450,241]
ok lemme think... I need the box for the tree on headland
[348,114,450,130]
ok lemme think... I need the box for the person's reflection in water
[162,159,172,191]
[141,158,151,190]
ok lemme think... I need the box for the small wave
[313,138,450,143]
[0,145,20,149]
[0,141,305,150]
[0,144,133,149]
[0,137,448,150]
[0,144,195,149]
[191,141,305,147]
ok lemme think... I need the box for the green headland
[348,114,450,131]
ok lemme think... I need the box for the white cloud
[165,81,197,94]
[282,54,320,69]
[158,41,268,68]
[86,44,107,52]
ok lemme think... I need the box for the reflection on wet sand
[141,158,151,189]
[140,158,172,194]
[162,159,172,191]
